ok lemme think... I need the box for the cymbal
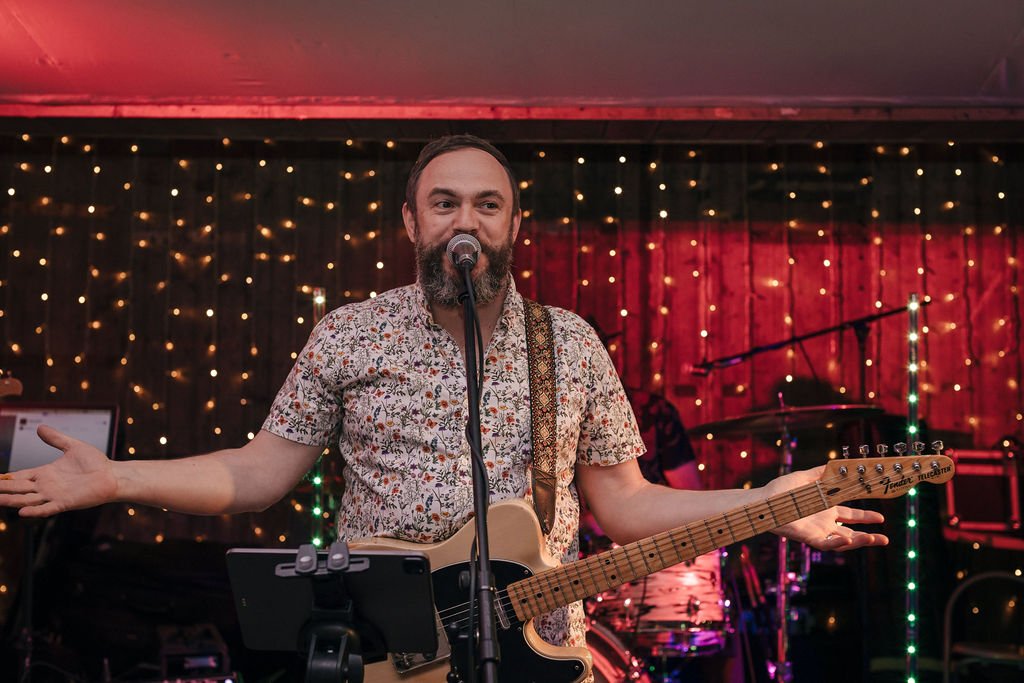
[687,404,884,438]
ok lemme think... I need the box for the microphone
[447,234,481,269]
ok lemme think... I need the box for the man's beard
[416,230,515,308]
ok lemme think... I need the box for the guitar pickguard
[414,559,585,683]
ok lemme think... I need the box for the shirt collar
[412,276,524,342]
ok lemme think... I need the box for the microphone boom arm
[692,301,931,375]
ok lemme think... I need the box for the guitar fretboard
[507,481,830,621]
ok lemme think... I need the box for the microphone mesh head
[446,234,481,266]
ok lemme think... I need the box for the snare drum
[587,550,730,657]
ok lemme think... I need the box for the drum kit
[584,403,883,683]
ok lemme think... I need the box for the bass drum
[587,549,729,658]
[586,619,652,683]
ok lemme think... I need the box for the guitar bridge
[494,593,511,629]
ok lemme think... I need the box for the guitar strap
[523,298,558,536]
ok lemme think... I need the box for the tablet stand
[227,540,436,683]
[289,541,362,683]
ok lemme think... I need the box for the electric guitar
[357,450,954,683]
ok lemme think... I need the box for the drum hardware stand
[689,303,931,682]
[772,392,796,683]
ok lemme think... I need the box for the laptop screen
[0,403,118,473]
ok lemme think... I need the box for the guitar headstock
[821,441,954,503]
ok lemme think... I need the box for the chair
[943,571,1024,683]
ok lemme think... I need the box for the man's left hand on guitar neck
[763,465,887,550]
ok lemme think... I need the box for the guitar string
[437,463,935,629]
[432,461,946,631]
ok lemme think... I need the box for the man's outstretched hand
[765,465,889,551]
[0,425,118,517]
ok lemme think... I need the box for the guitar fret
[596,549,618,587]
[752,503,773,531]
[814,481,830,509]
[527,574,546,614]
[722,512,737,543]
[616,545,638,583]
[561,561,580,605]
[664,530,682,566]
[742,505,759,537]
[702,519,716,553]
[541,567,561,612]
[634,539,654,575]
[670,529,688,564]
[537,573,561,613]
[652,535,670,569]
[608,547,626,585]
[586,555,605,593]
[789,491,803,518]
[509,580,529,621]
[684,524,700,555]
[764,498,780,526]
[570,558,591,602]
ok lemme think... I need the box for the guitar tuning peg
[931,440,944,454]
[859,445,871,457]
[876,444,889,456]
[842,446,850,459]
[913,441,926,455]
[894,442,908,455]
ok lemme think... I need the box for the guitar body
[358,497,593,683]
[357,498,592,683]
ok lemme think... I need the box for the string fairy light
[905,294,921,683]
[79,138,102,397]
[652,146,670,389]
[159,155,177,452]
[308,287,328,547]
[41,137,59,395]
[121,139,142,456]
[823,142,841,376]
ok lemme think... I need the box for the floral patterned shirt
[263,280,644,650]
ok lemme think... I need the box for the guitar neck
[507,481,829,621]
[506,451,957,621]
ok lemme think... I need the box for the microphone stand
[691,301,931,378]
[458,262,500,683]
